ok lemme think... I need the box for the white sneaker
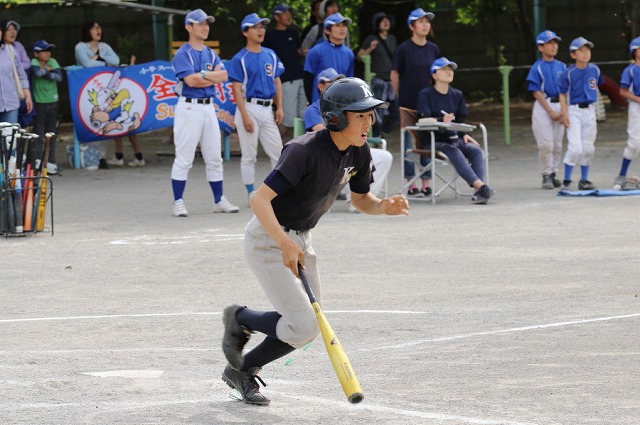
[107,157,124,166]
[213,196,239,213]
[128,158,145,167]
[173,199,188,217]
[47,163,58,175]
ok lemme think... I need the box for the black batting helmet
[320,77,389,131]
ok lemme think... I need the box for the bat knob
[348,392,364,404]
[92,121,101,128]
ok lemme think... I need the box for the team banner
[67,60,236,143]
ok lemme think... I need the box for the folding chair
[401,122,489,204]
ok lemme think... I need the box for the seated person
[305,67,393,212]
[416,57,495,204]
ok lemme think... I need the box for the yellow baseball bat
[298,264,363,404]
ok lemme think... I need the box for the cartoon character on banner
[78,69,148,137]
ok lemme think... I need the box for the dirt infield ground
[1,103,639,425]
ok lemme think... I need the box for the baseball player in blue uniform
[228,13,285,200]
[527,30,567,189]
[558,37,604,190]
[305,68,393,212]
[612,36,640,190]
[303,12,354,104]
[171,9,239,216]
[220,78,409,405]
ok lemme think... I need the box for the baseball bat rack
[0,175,54,237]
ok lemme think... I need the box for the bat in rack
[297,264,364,404]
[0,123,11,233]
[36,132,54,231]
[12,130,25,233]
[22,133,36,232]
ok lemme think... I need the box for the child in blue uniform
[416,57,494,204]
[220,78,409,405]
[612,36,640,190]
[527,30,566,189]
[228,13,285,200]
[558,37,604,190]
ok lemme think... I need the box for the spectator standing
[391,8,440,197]
[30,40,62,174]
[228,13,285,201]
[75,20,144,168]
[301,0,349,55]
[300,0,322,42]
[357,12,398,136]
[303,12,354,104]
[170,9,239,216]
[0,21,32,124]
[263,4,306,139]
[1,20,34,128]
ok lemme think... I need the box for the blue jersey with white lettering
[620,63,640,97]
[227,47,285,99]
[303,99,322,131]
[304,41,354,103]
[527,58,566,97]
[558,63,604,104]
[172,43,224,99]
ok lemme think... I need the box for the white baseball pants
[171,98,224,182]
[563,104,597,167]
[234,103,283,186]
[623,101,640,160]
[532,100,564,174]
[244,216,321,348]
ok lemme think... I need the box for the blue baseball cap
[324,13,352,28]
[431,57,458,74]
[629,36,640,55]
[317,67,345,82]
[241,13,270,31]
[273,4,293,16]
[569,36,594,52]
[536,30,561,45]
[185,9,215,25]
[407,8,435,26]
[32,40,55,52]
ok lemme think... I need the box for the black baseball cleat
[222,364,270,405]
[222,305,252,370]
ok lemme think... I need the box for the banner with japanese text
[67,60,236,143]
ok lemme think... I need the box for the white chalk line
[0,391,537,425]
[357,312,640,353]
[0,310,428,324]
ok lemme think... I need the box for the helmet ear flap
[323,110,348,132]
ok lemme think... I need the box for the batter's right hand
[280,237,304,278]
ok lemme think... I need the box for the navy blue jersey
[416,86,468,144]
[263,28,304,83]
[558,63,604,104]
[304,41,354,103]
[620,63,640,96]
[392,39,440,110]
[172,44,224,98]
[267,129,372,231]
[527,58,566,97]
[227,47,285,99]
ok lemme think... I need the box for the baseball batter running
[221,77,410,405]
[170,9,239,217]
